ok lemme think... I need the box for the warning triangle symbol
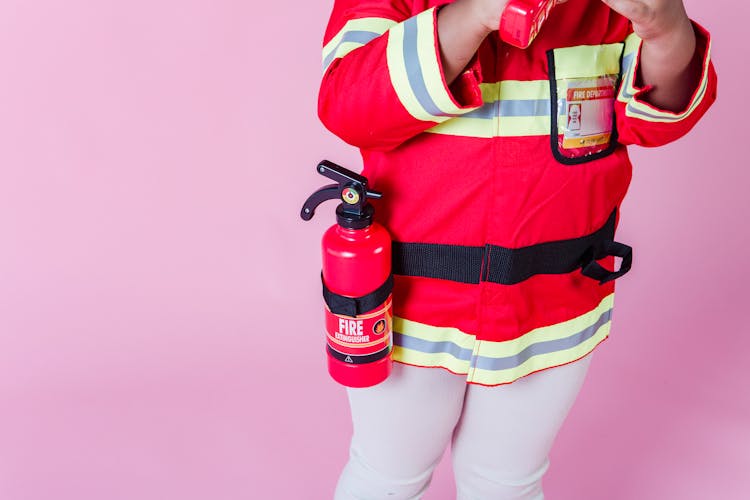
[345,355,353,363]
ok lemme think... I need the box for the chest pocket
[546,43,625,165]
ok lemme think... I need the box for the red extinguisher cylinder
[323,224,393,387]
[301,160,394,388]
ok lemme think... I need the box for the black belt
[392,209,632,286]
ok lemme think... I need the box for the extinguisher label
[325,295,393,357]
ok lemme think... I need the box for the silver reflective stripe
[394,307,611,371]
[463,102,495,119]
[472,308,612,371]
[402,16,460,118]
[624,104,667,120]
[619,52,636,99]
[500,99,553,117]
[626,65,709,122]
[464,99,564,120]
[322,30,383,70]
[625,103,681,121]
[393,332,474,361]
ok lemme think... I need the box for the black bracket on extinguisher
[321,273,394,317]
[300,160,382,230]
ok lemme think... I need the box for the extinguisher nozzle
[300,184,340,221]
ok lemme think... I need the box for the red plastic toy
[499,0,557,48]
[301,160,393,388]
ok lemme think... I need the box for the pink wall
[0,1,746,498]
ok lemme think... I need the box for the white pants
[334,354,593,500]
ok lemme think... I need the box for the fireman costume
[318,0,717,387]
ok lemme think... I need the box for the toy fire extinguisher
[300,160,393,388]
[499,0,557,49]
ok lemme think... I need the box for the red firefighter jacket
[317,0,717,385]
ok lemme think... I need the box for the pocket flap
[551,43,624,79]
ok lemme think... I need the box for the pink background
[0,0,747,498]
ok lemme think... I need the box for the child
[317,0,717,498]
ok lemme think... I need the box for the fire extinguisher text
[338,318,364,336]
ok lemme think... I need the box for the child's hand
[602,0,700,112]
[437,0,511,85]
[600,0,690,41]
[439,0,574,85]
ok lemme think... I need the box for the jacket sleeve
[318,1,485,152]
[615,21,717,147]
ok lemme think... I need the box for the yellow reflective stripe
[425,113,557,138]
[414,10,474,116]
[386,15,441,122]
[623,35,712,123]
[481,82,500,102]
[426,82,530,138]
[391,315,475,374]
[426,116,492,138]
[422,41,626,140]
[392,345,470,374]
[425,81,562,137]
[468,322,609,385]
[551,43,624,80]
[387,8,482,122]
[472,294,613,358]
[322,17,396,72]
[623,31,642,58]
[617,33,644,103]
[499,80,550,100]
[624,68,709,122]
[391,293,614,386]
[618,30,712,123]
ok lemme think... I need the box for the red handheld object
[499,0,556,49]
[301,160,393,388]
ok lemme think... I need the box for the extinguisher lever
[301,160,384,228]
[319,161,381,198]
[301,184,339,221]
[317,160,368,186]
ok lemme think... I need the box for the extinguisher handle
[301,160,384,228]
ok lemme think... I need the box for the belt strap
[392,209,631,285]
[322,273,394,317]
